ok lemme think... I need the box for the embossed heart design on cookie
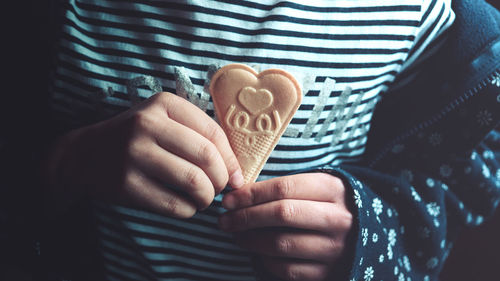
[238,87,273,114]
[210,64,302,183]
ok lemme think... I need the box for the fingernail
[229,170,244,189]
[223,194,236,210]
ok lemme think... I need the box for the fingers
[132,140,215,210]
[154,92,244,188]
[120,168,197,219]
[222,173,345,210]
[122,91,245,214]
[234,230,341,263]
[151,117,229,194]
[219,200,352,233]
[260,256,329,281]
[60,91,243,218]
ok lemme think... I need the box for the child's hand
[219,173,353,281]
[45,92,243,218]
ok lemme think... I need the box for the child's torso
[50,0,441,280]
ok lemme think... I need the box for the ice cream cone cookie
[210,64,302,183]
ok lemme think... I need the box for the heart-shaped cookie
[210,64,302,183]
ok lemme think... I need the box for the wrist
[41,127,87,211]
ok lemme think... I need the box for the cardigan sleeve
[321,128,500,281]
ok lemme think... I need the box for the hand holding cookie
[219,173,353,281]
[45,92,243,218]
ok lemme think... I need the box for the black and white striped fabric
[50,0,454,280]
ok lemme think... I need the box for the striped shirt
[50,0,454,280]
